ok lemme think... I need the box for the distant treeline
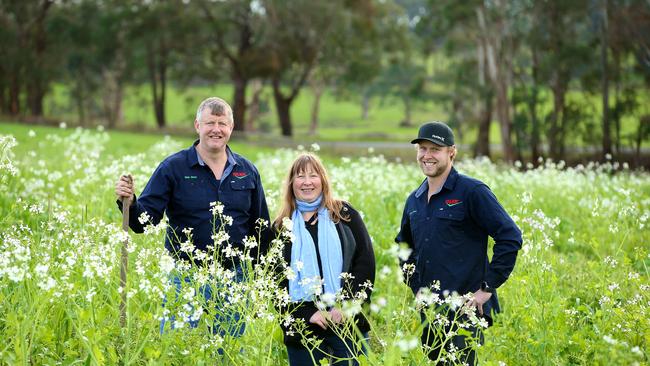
[1,0,649,163]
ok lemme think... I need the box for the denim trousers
[159,265,246,338]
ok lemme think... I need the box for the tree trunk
[102,68,124,128]
[548,88,565,161]
[495,82,514,162]
[103,33,126,129]
[361,90,370,120]
[477,4,514,162]
[9,72,20,115]
[529,49,541,164]
[635,115,650,167]
[245,79,263,132]
[474,95,492,158]
[27,83,45,117]
[232,73,247,131]
[558,108,569,160]
[25,0,52,118]
[450,98,463,142]
[0,83,5,115]
[309,77,323,135]
[272,77,293,137]
[601,0,612,159]
[147,42,167,129]
[400,96,412,127]
[74,68,87,127]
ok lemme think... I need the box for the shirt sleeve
[467,184,523,289]
[248,167,272,259]
[117,162,172,233]
[395,201,419,288]
[344,205,375,303]
[395,202,416,265]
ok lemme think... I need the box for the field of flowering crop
[1,125,649,365]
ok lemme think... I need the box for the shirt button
[425,238,429,242]
[426,217,430,220]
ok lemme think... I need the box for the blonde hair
[195,97,234,125]
[273,153,349,229]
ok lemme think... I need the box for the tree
[196,0,270,131]
[129,0,194,128]
[262,0,341,136]
[419,0,495,157]
[0,0,56,117]
[475,0,517,162]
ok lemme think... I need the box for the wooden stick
[120,175,132,328]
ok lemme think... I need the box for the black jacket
[276,203,375,346]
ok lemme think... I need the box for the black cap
[411,121,455,146]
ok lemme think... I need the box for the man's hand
[115,175,134,202]
[309,311,329,330]
[467,289,492,316]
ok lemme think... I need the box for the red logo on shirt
[445,199,462,207]
[233,171,248,179]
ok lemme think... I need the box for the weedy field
[0,124,648,365]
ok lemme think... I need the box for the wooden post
[120,175,132,328]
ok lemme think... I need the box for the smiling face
[416,140,455,178]
[195,108,233,153]
[291,164,323,203]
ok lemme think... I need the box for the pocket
[433,208,467,245]
[434,208,465,221]
[178,179,209,209]
[223,178,255,212]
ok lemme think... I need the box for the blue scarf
[289,195,343,302]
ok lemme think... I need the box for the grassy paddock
[43,82,650,147]
[0,124,648,365]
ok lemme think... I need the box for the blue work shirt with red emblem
[118,141,270,267]
[396,166,522,317]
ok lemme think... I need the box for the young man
[396,121,522,365]
[115,97,270,334]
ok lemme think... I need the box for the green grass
[42,82,650,151]
[0,121,273,160]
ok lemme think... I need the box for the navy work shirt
[118,141,270,266]
[396,167,522,317]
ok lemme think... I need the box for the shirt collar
[190,140,237,167]
[414,166,458,198]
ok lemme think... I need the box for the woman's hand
[309,311,329,330]
[329,308,344,324]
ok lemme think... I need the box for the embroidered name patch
[445,199,462,207]
[232,171,248,179]
[184,175,198,179]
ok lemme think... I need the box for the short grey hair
[195,97,234,124]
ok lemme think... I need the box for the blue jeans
[159,265,246,337]
[286,332,368,366]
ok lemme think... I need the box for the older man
[396,121,522,365]
[115,97,270,335]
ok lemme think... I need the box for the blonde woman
[273,153,375,366]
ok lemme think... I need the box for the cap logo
[431,134,445,141]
